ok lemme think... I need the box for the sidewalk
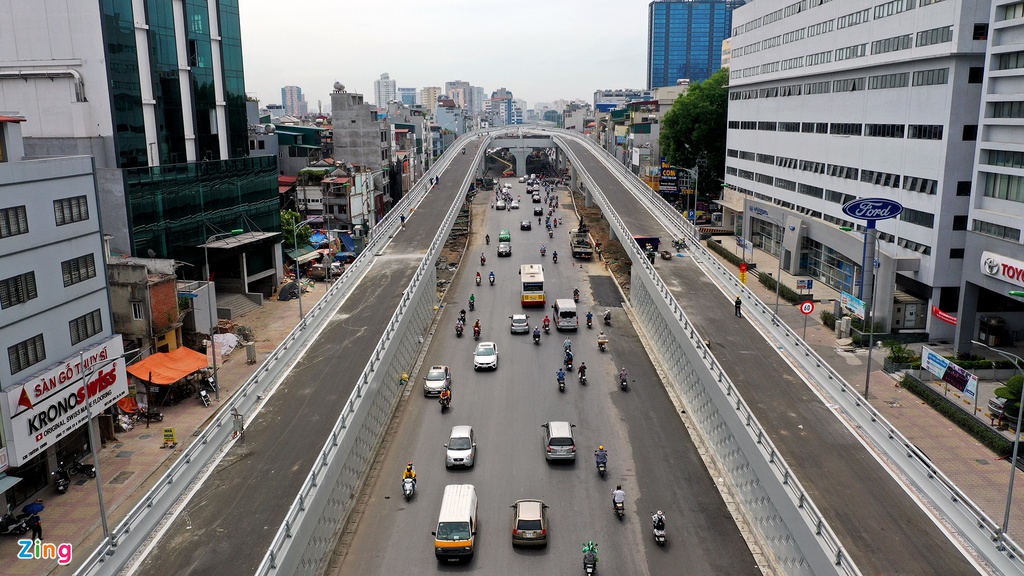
[3,293,307,575]
[700,242,1024,546]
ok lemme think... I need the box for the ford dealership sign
[842,198,903,221]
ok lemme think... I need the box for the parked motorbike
[137,407,164,422]
[53,462,71,494]
[68,453,96,478]
[651,513,667,545]
[403,478,416,501]
[0,505,29,536]
[199,388,211,407]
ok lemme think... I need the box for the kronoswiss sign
[841,198,903,221]
[3,336,128,465]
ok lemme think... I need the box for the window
[775,178,797,191]
[973,219,1021,241]
[993,101,1024,118]
[912,68,948,86]
[1000,1,1024,21]
[804,81,830,95]
[997,51,1024,70]
[825,189,856,205]
[899,207,935,228]
[968,67,984,83]
[53,196,89,226]
[897,238,931,254]
[903,176,938,194]
[963,125,978,141]
[806,19,834,37]
[778,122,801,132]
[61,253,97,287]
[986,149,1024,169]
[908,124,943,140]
[799,160,826,173]
[952,215,968,230]
[756,173,774,185]
[983,172,1024,202]
[776,156,799,169]
[798,183,824,198]
[827,164,859,180]
[806,51,832,67]
[871,35,913,55]
[758,121,778,131]
[956,181,972,196]
[916,26,953,47]
[9,334,45,374]
[0,206,28,238]
[835,43,868,61]
[869,73,909,89]
[860,169,901,188]
[0,271,37,309]
[875,0,915,19]
[949,248,964,259]
[131,301,145,320]
[973,24,989,41]
[865,124,906,138]
[833,78,866,92]
[830,123,863,136]
[837,8,870,28]
[70,309,103,345]
[756,153,776,164]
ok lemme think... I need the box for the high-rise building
[594,89,654,112]
[472,86,486,115]
[647,0,744,89]
[724,0,988,340]
[374,73,398,106]
[0,0,281,290]
[398,87,418,105]
[281,85,308,116]
[420,87,443,114]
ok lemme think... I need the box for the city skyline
[238,0,652,110]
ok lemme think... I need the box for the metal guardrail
[556,135,860,575]
[562,130,1024,574]
[253,138,491,574]
[72,140,483,576]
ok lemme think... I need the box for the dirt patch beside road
[569,188,633,299]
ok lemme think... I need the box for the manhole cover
[138,434,154,440]
[110,471,135,485]
[977,459,991,465]
[117,451,134,458]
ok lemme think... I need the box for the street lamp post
[679,165,699,229]
[971,339,1024,550]
[79,349,138,545]
[293,218,318,323]
[203,229,242,400]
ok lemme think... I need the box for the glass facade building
[647,0,743,89]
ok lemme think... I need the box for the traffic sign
[796,279,813,290]
[800,301,814,315]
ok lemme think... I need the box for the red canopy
[126,347,209,385]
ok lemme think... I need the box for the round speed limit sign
[800,301,814,315]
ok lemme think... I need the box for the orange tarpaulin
[117,396,139,413]
[126,347,209,385]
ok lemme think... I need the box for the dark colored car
[520,220,532,230]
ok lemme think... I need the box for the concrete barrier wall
[557,137,859,576]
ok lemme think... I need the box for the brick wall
[150,277,178,332]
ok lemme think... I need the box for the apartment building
[724,0,990,338]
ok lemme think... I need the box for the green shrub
[757,273,803,304]
[820,311,836,330]
[705,239,745,266]
[883,341,915,364]
[900,373,1012,456]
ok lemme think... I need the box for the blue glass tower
[647,0,743,89]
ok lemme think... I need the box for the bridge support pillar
[511,148,529,177]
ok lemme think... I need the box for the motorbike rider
[480,252,486,265]
[597,331,608,343]
[469,294,475,307]
[579,362,587,379]
[533,326,541,340]
[485,233,490,245]
[574,288,580,300]
[612,485,626,506]
[564,349,574,366]
[652,510,666,530]
[562,337,573,352]
[488,270,495,283]
[543,315,551,330]
[403,462,417,488]
[583,541,599,566]
[476,271,482,283]
[540,244,546,255]
[459,309,467,323]
[556,368,566,384]
[594,445,607,469]
[619,366,628,384]
[552,250,558,263]
[603,309,612,323]
[462,147,466,154]
[439,387,452,407]
[586,310,594,325]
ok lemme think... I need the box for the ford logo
[842,198,903,221]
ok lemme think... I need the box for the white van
[552,299,578,331]
[433,484,479,561]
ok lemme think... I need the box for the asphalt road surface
[559,139,975,575]
[331,178,759,575]
[136,148,482,575]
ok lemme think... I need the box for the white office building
[723,0,989,338]
[374,73,398,107]
[955,0,1024,354]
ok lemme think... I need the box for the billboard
[921,346,978,400]
[659,160,678,194]
[3,336,128,465]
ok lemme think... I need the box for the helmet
[657,510,663,516]
[406,462,413,469]
[598,445,604,450]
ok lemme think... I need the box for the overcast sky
[239,0,652,110]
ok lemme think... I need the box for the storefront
[955,246,1024,355]
[1,336,129,507]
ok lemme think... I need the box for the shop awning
[126,347,209,385]
[0,474,23,493]
[286,246,320,264]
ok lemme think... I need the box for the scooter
[586,316,593,329]
[439,394,451,412]
[68,453,96,478]
[403,478,416,501]
[476,275,481,286]
[573,290,580,303]
[620,377,630,391]
[543,323,550,335]
[596,459,607,478]
[199,388,211,407]
[137,407,164,422]
[489,275,495,286]
[603,310,611,326]
[598,337,608,352]
[469,300,475,312]
[652,513,667,545]
[473,326,481,341]
[579,372,588,386]
[564,356,573,371]
[0,505,29,536]
[533,332,541,345]
[486,235,490,245]
[540,247,546,257]
[583,546,599,575]
[613,500,625,519]
[456,324,464,338]
[552,253,558,264]
[480,255,486,266]
[53,462,71,494]
[548,229,553,238]
[557,373,566,392]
